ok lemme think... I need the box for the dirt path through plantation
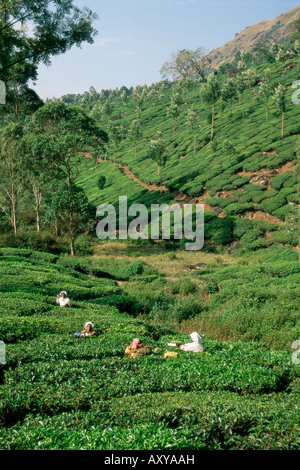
[118,163,220,213]
[95,157,285,225]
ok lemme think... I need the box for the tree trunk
[159,166,162,194]
[70,206,75,256]
[12,203,17,236]
[282,112,284,138]
[14,103,18,123]
[36,206,40,232]
[11,185,17,236]
[32,183,42,232]
[66,165,71,188]
[210,103,215,141]
[54,220,58,238]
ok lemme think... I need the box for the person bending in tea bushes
[74,322,96,338]
[124,338,151,358]
[180,332,206,353]
[56,291,71,307]
[81,322,96,337]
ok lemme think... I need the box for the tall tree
[258,82,272,122]
[0,84,43,123]
[234,73,247,106]
[101,100,113,121]
[160,47,209,82]
[147,132,170,193]
[46,184,95,256]
[243,68,260,101]
[121,90,129,117]
[128,119,142,159]
[274,84,287,138]
[0,123,23,235]
[108,123,125,172]
[0,0,98,89]
[201,74,220,141]
[186,105,200,155]
[24,101,107,254]
[25,101,107,188]
[221,79,238,123]
[167,102,181,136]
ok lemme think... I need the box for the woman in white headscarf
[180,332,205,352]
[81,322,96,337]
[56,291,71,307]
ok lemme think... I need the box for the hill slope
[207,5,300,69]
[77,57,299,252]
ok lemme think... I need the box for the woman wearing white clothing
[180,332,205,352]
[56,291,71,307]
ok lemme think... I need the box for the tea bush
[0,243,299,449]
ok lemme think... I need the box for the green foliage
[205,218,233,245]
[0,248,299,449]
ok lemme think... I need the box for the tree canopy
[0,0,98,87]
[160,47,210,82]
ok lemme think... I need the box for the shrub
[205,218,233,245]
[225,203,254,216]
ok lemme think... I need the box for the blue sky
[31,0,300,99]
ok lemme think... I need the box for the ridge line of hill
[207,4,300,69]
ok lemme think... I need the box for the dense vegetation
[0,247,299,450]
[0,38,299,254]
[0,3,299,451]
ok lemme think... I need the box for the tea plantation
[74,57,300,253]
[0,247,299,450]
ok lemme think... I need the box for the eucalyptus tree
[128,119,142,159]
[20,135,51,233]
[167,101,181,136]
[167,91,183,135]
[141,85,148,108]
[243,68,260,101]
[148,89,159,111]
[201,74,221,141]
[101,100,113,121]
[147,132,170,193]
[220,79,238,123]
[24,101,108,254]
[133,89,143,115]
[294,40,300,73]
[274,84,287,138]
[90,102,103,123]
[181,77,194,101]
[121,90,129,117]
[234,73,247,106]
[46,184,95,256]
[0,123,23,235]
[108,123,125,171]
[258,82,272,122]
[186,105,200,155]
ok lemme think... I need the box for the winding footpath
[93,156,298,226]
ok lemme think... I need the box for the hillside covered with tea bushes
[74,56,300,252]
